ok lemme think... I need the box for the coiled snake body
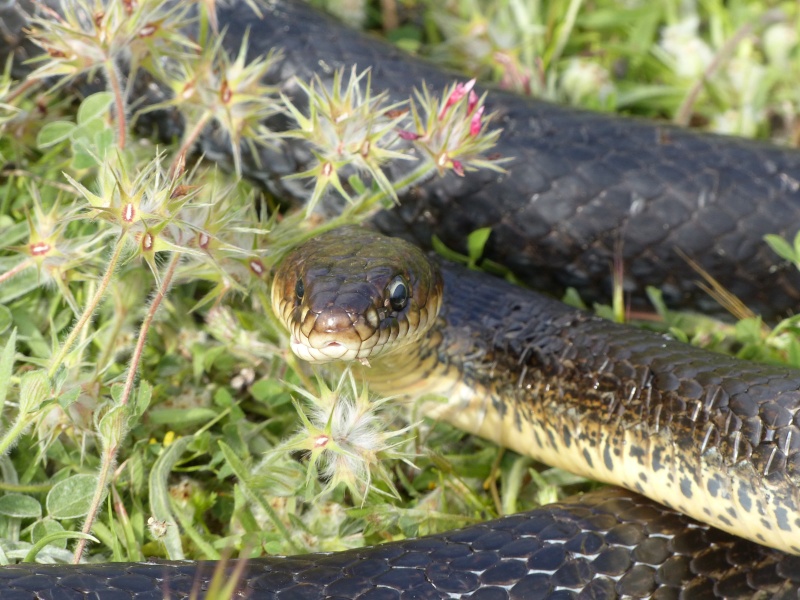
[5,227,800,598]
[3,1,800,598]
[273,227,800,558]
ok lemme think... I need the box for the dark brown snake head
[272,226,443,364]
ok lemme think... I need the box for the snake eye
[387,276,408,312]
[295,278,304,301]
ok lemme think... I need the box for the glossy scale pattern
[1,490,799,599]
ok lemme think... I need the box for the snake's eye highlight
[387,276,408,312]
[295,278,304,301]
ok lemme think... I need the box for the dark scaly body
[4,0,800,316]
[275,228,800,556]
[1,489,800,599]
[414,263,800,553]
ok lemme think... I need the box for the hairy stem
[72,253,180,562]
[105,60,127,150]
[120,253,179,408]
[0,414,33,457]
[0,258,33,285]
[342,161,437,219]
[72,441,116,563]
[48,235,127,379]
[171,112,212,177]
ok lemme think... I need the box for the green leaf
[98,404,130,450]
[18,370,50,415]
[110,382,124,404]
[348,174,367,195]
[251,379,284,400]
[0,264,40,304]
[561,287,588,310]
[149,436,193,560]
[24,531,98,563]
[765,234,798,264]
[735,317,764,346]
[9,307,48,359]
[0,304,12,336]
[431,234,468,265]
[0,493,42,518]
[213,387,234,407]
[148,407,217,426]
[76,91,114,125]
[71,142,102,170]
[251,379,291,407]
[667,327,689,344]
[57,386,81,410]
[46,474,98,519]
[95,127,115,156]
[36,121,76,148]
[466,227,492,264]
[788,336,800,369]
[0,328,16,414]
[31,519,65,548]
[218,440,250,484]
[132,380,152,420]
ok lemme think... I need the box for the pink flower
[467,90,478,114]
[439,79,476,120]
[469,105,485,137]
[452,160,464,176]
[398,130,422,141]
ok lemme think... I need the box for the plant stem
[0,258,33,285]
[675,9,785,126]
[105,60,127,150]
[0,481,52,493]
[72,253,180,562]
[0,414,33,457]
[120,253,179,407]
[48,235,127,379]
[342,161,437,220]
[6,77,41,103]
[171,113,212,177]
[72,441,115,563]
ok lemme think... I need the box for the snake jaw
[288,306,381,363]
[289,336,362,363]
[272,226,443,366]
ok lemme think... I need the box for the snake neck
[352,261,800,556]
[349,318,455,398]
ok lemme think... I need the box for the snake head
[272,226,443,364]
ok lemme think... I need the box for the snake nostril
[316,308,355,333]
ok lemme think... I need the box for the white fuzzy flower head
[277,370,416,503]
[659,16,714,79]
[561,59,615,106]
[763,23,798,68]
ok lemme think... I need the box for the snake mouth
[289,333,372,363]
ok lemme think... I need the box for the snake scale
[3,0,800,598]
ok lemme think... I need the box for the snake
[6,227,800,598]
[3,0,800,598]
[5,0,800,318]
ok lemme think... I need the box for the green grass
[351,0,800,140]
[0,0,799,574]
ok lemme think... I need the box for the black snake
[2,1,800,598]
